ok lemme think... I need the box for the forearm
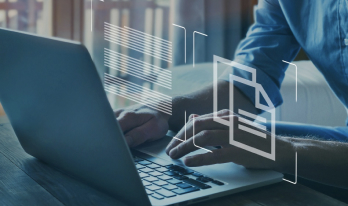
[275,137,348,189]
[167,80,257,132]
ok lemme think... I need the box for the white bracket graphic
[213,55,276,160]
[172,24,186,63]
[173,111,212,153]
[193,31,208,67]
[283,152,297,184]
[282,60,297,102]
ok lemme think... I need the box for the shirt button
[345,38,348,46]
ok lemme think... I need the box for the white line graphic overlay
[283,152,297,184]
[193,31,208,67]
[104,48,172,89]
[104,22,172,63]
[172,24,186,63]
[104,73,172,115]
[193,116,213,153]
[213,55,276,160]
[282,60,298,102]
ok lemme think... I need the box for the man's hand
[165,109,290,169]
[115,104,170,147]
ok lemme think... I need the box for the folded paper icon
[213,55,276,160]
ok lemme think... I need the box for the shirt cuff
[218,59,283,111]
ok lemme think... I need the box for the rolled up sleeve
[220,0,300,108]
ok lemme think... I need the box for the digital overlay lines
[104,22,172,63]
[104,73,172,115]
[104,48,172,89]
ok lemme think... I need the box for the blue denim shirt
[221,0,348,122]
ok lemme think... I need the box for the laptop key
[142,180,152,186]
[173,175,188,180]
[172,187,200,195]
[140,168,154,173]
[146,189,154,195]
[166,179,181,185]
[138,160,152,165]
[163,184,178,190]
[178,169,194,175]
[148,171,162,176]
[191,172,204,177]
[183,178,211,189]
[147,164,160,169]
[143,176,159,182]
[133,157,143,162]
[211,180,224,186]
[164,171,179,176]
[139,172,149,178]
[146,185,161,191]
[151,193,164,200]
[155,189,176,198]
[196,176,212,183]
[158,175,172,181]
[155,167,169,172]
[136,164,145,169]
[176,183,192,189]
[153,180,168,186]
[137,153,172,166]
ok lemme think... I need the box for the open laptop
[0,28,283,206]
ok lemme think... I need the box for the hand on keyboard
[114,104,170,147]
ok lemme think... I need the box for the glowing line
[105,34,172,61]
[193,31,208,67]
[172,24,186,63]
[238,124,267,139]
[105,88,172,115]
[104,50,172,80]
[173,137,184,142]
[104,81,172,107]
[105,49,172,78]
[283,152,297,184]
[104,62,172,89]
[105,32,172,60]
[104,27,172,55]
[282,60,297,102]
[104,79,172,105]
[124,26,172,44]
[105,87,172,113]
[238,109,267,123]
[105,23,173,46]
[104,75,172,100]
[104,58,171,85]
[104,57,171,87]
[104,86,172,112]
[104,78,172,102]
[104,24,172,50]
[238,117,267,131]
[104,80,172,110]
[105,37,172,63]
[193,116,213,153]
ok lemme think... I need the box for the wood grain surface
[0,123,346,206]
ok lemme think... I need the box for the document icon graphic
[213,55,276,160]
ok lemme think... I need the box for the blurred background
[0,0,310,123]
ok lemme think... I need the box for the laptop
[0,28,283,206]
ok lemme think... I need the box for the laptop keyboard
[133,155,225,200]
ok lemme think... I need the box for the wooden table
[0,123,346,206]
